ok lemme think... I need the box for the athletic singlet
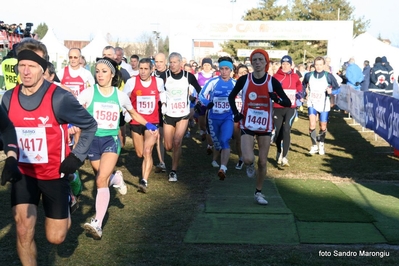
[164,70,190,117]
[307,73,331,112]
[9,84,70,180]
[61,66,86,97]
[87,85,120,137]
[130,76,160,125]
[240,73,274,133]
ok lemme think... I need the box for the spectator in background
[360,60,371,92]
[345,57,363,90]
[369,57,387,94]
[381,56,394,94]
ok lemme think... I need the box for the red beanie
[250,49,270,73]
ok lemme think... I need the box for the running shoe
[168,172,177,182]
[309,145,319,155]
[235,160,243,170]
[138,179,148,193]
[254,192,268,205]
[154,162,166,173]
[113,170,127,195]
[69,171,82,196]
[211,160,219,168]
[281,157,290,167]
[276,152,282,165]
[319,142,325,155]
[246,163,256,178]
[84,218,102,240]
[217,169,226,180]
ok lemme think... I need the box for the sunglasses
[69,56,79,59]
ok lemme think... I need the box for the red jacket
[273,67,302,109]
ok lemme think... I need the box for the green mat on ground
[297,222,387,244]
[206,178,292,214]
[275,179,375,222]
[184,213,299,244]
[337,182,399,244]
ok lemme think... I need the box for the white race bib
[16,127,48,163]
[137,95,156,115]
[93,102,119,129]
[245,108,268,131]
[213,97,230,114]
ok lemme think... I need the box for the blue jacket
[345,63,363,90]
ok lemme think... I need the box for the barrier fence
[337,84,399,150]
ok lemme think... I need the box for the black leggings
[273,108,296,157]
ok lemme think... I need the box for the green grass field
[1,110,399,266]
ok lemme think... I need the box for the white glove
[161,104,167,115]
[124,110,132,123]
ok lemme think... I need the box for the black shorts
[11,175,70,219]
[130,124,160,135]
[163,114,189,127]
[240,129,272,137]
[158,101,164,127]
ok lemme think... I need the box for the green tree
[34,23,48,39]
[158,36,169,55]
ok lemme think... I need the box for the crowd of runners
[0,37,341,264]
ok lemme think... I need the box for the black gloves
[189,95,196,104]
[1,157,22,186]
[194,101,202,114]
[59,153,83,176]
[269,92,281,104]
[206,102,214,110]
[234,113,244,122]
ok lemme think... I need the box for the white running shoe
[154,162,166,173]
[113,170,127,195]
[319,142,325,155]
[281,157,290,167]
[211,160,219,168]
[276,152,282,165]
[84,218,102,240]
[168,172,177,182]
[235,160,243,170]
[254,192,268,205]
[246,163,256,178]
[138,179,148,193]
[309,145,319,155]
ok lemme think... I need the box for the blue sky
[1,0,397,45]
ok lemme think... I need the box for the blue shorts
[88,135,121,161]
[308,107,329,122]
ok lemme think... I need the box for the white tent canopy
[40,28,69,72]
[81,31,110,63]
[351,32,399,74]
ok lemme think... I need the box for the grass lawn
[0,110,398,265]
